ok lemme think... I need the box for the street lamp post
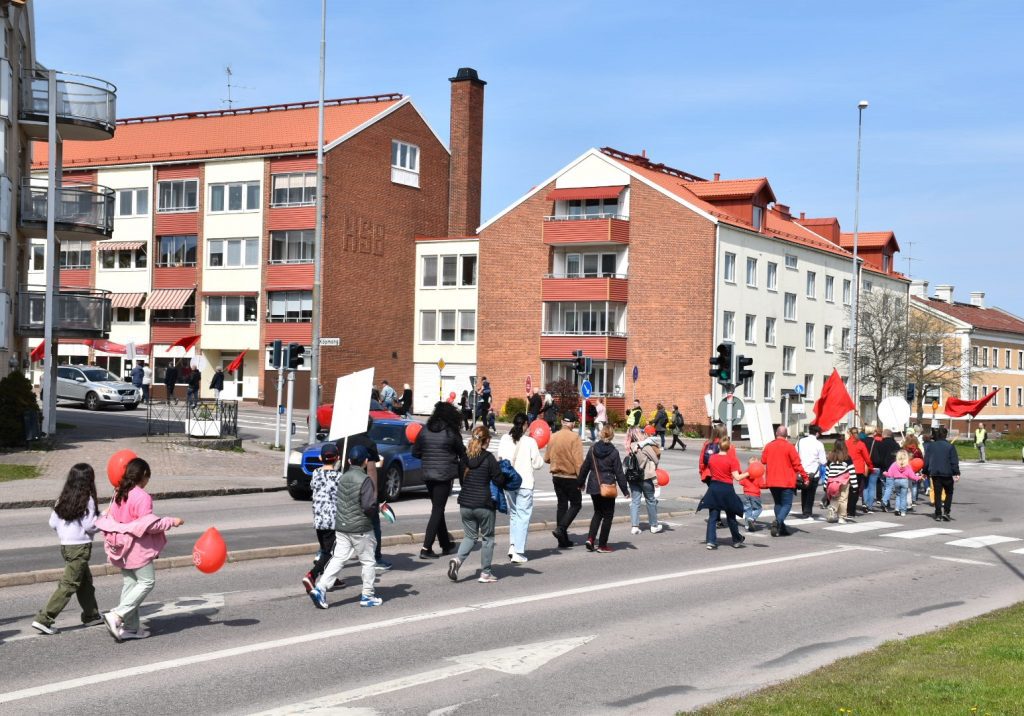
[849,100,868,417]
[308,0,327,441]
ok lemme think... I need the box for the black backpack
[624,449,644,482]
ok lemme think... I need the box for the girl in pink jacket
[882,450,916,517]
[96,458,182,642]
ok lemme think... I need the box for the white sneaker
[630,526,641,535]
[120,627,150,640]
[31,621,57,635]
[838,517,848,525]
[510,553,529,564]
[650,524,664,534]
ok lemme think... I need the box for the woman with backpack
[824,439,854,524]
[625,427,663,534]
[577,425,630,553]
[669,405,686,450]
[497,413,543,563]
[448,427,506,584]
[412,401,467,560]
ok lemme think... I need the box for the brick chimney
[773,203,792,221]
[448,67,485,237]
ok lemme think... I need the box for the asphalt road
[2,461,1024,714]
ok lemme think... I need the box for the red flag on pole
[169,334,201,352]
[29,342,45,362]
[812,369,856,432]
[944,389,997,418]
[226,352,245,373]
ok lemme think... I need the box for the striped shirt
[826,460,855,488]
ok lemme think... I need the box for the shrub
[545,379,579,418]
[607,409,625,429]
[0,371,40,447]
[501,397,527,420]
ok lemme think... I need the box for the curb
[0,485,289,511]
[0,509,697,589]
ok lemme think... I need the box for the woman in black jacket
[412,401,466,559]
[578,425,630,553]
[448,427,505,583]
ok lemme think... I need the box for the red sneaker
[595,545,614,554]
[302,574,314,594]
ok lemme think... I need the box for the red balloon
[644,425,656,436]
[910,457,924,472]
[655,468,670,487]
[106,449,137,488]
[317,404,334,430]
[405,421,422,444]
[529,419,551,449]
[192,527,227,574]
[447,391,457,404]
[748,461,765,480]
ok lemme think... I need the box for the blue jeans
[629,480,659,528]
[769,487,794,526]
[740,495,763,523]
[505,488,534,555]
[864,469,881,506]
[882,477,910,512]
[706,509,742,545]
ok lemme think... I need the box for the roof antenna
[903,239,919,278]
[222,65,253,109]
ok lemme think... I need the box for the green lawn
[954,439,1024,462]
[0,464,39,482]
[691,602,1024,715]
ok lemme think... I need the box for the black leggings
[423,480,454,551]
[310,529,335,581]
[588,494,616,547]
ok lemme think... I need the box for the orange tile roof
[839,231,899,251]
[913,296,1024,335]
[686,177,774,201]
[33,95,404,169]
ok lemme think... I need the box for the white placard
[328,367,375,441]
[747,403,775,450]
[125,341,136,361]
[877,396,911,431]
[704,394,714,418]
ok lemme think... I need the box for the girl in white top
[497,412,543,563]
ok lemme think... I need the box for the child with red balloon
[902,433,925,510]
[738,459,765,532]
[95,458,183,642]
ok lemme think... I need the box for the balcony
[17,286,111,338]
[19,181,116,239]
[19,69,117,141]
[542,275,628,302]
[542,216,629,245]
[540,335,627,361]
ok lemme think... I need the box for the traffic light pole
[282,369,296,479]
[274,366,284,449]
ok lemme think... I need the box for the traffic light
[271,340,283,369]
[708,343,733,386]
[736,354,754,383]
[288,343,305,369]
[905,382,916,403]
[571,349,587,375]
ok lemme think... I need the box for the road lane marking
[930,556,994,566]
[0,545,869,706]
[824,521,900,534]
[945,535,1022,549]
[880,528,962,539]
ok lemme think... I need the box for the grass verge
[954,439,1024,462]
[0,464,40,482]
[691,602,1024,715]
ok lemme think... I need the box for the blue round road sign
[632,365,639,383]
[581,380,593,399]
[794,384,805,395]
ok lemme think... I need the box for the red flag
[812,369,856,432]
[29,342,45,362]
[226,352,245,373]
[944,390,997,418]
[169,334,201,352]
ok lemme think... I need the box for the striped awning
[97,241,146,252]
[143,288,194,311]
[110,292,146,309]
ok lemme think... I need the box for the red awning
[97,241,146,252]
[110,292,146,309]
[545,186,625,201]
[143,288,194,310]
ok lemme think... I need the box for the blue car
[286,418,424,502]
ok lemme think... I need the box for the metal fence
[146,398,239,441]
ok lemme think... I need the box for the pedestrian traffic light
[708,343,733,386]
[271,340,283,369]
[905,382,916,403]
[736,354,754,382]
[288,343,305,369]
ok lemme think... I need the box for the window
[843,279,852,305]
[439,310,456,342]
[723,311,735,341]
[783,346,795,373]
[805,323,815,350]
[784,293,797,321]
[459,310,476,342]
[766,262,778,291]
[993,349,999,368]
[1019,351,1023,371]
[391,140,420,188]
[544,302,625,336]
[992,389,998,407]
[972,347,979,367]
[824,325,834,352]
[209,181,260,213]
[267,291,312,322]
[804,374,815,400]
[1018,387,1023,407]
[271,172,316,207]
[765,317,776,346]
[1005,386,1011,407]
[785,254,798,270]
[764,372,776,400]
[100,246,147,270]
[741,374,754,398]
[117,187,149,217]
[723,252,736,282]
[841,328,850,351]
[562,197,620,219]
[744,314,756,344]
[422,256,438,287]
[864,280,873,292]
[209,238,259,268]
[59,241,91,269]
[806,271,816,298]
[441,256,458,287]
[1006,349,1012,369]
[113,307,145,323]
[982,347,989,367]
[270,230,314,264]
[883,254,891,272]
[461,255,477,286]
[156,235,197,267]
[206,296,258,323]
[824,275,835,302]
[746,257,758,286]
[751,205,763,231]
[419,311,437,343]
[925,345,942,365]
[151,294,195,323]
[565,251,618,278]
[157,179,198,212]
[972,385,979,400]
[31,244,44,271]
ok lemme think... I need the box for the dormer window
[883,253,891,272]
[751,205,763,231]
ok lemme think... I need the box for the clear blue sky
[36,1,1023,315]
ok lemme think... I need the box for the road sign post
[580,379,593,441]
[631,365,638,403]
[437,358,446,401]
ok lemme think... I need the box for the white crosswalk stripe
[824,520,901,534]
[945,535,1022,548]
[1010,548,1024,555]
[881,527,962,539]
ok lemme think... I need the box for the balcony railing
[544,273,627,280]
[541,330,628,338]
[20,69,117,141]
[544,213,628,221]
[19,181,116,238]
[17,286,111,337]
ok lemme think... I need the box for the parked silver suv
[56,365,142,411]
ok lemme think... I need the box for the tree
[905,307,966,421]
[843,287,908,408]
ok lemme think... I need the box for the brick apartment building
[476,147,907,430]
[30,68,486,409]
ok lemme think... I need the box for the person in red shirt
[845,427,872,518]
[761,426,808,537]
[697,436,747,549]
